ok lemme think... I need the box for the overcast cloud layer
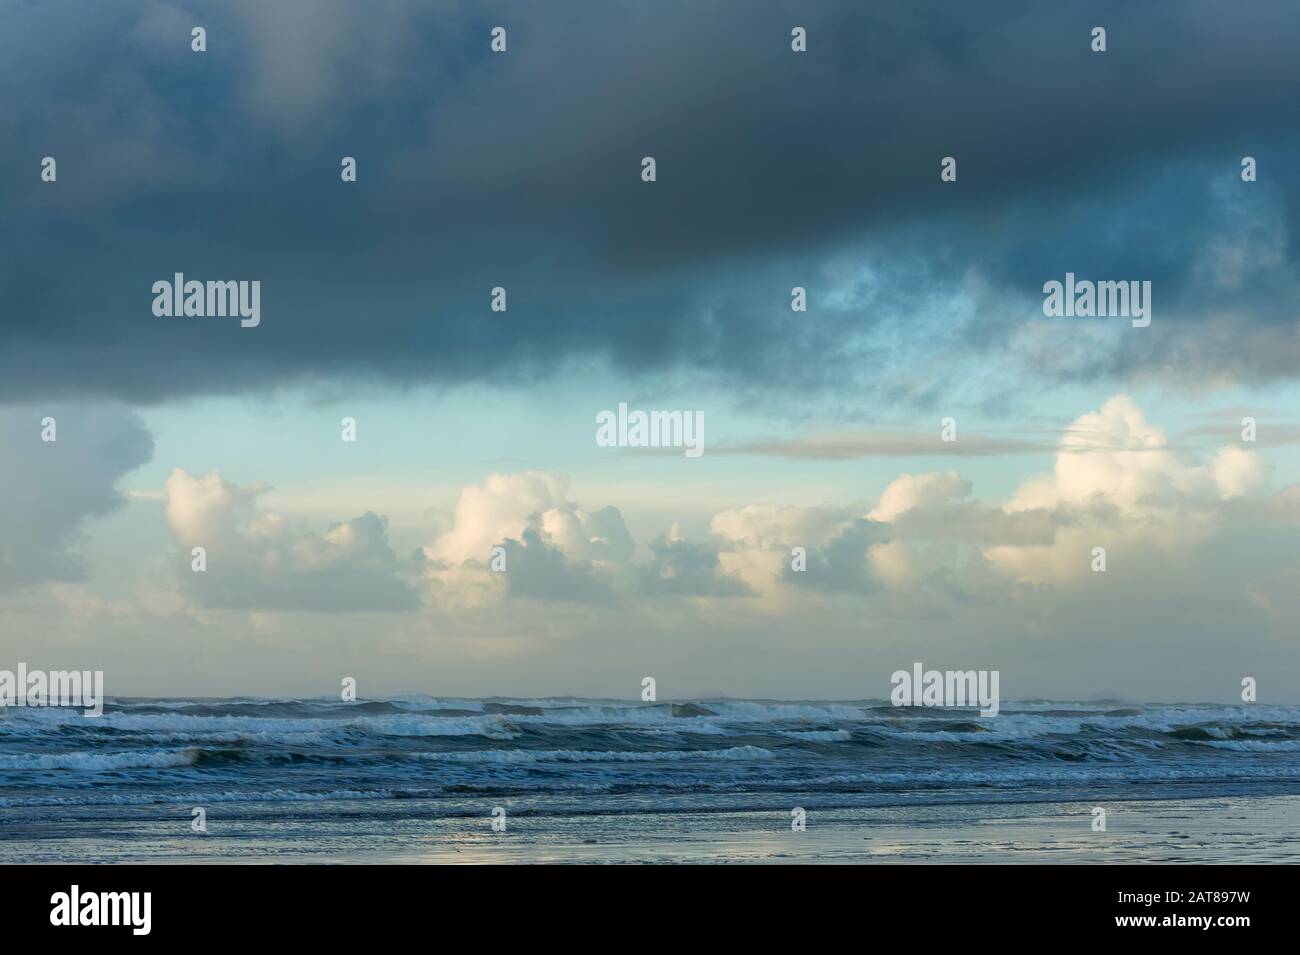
[1,0,1297,406]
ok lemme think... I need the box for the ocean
[2,697,1299,863]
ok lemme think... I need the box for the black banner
[0,863,1282,940]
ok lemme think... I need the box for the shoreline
[6,793,1298,865]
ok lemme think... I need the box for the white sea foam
[0,748,200,771]
[1193,739,1300,752]
[0,709,516,740]
[415,745,774,765]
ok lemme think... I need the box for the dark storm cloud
[1,0,1297,404]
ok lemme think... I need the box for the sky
[2,0,1299,702]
